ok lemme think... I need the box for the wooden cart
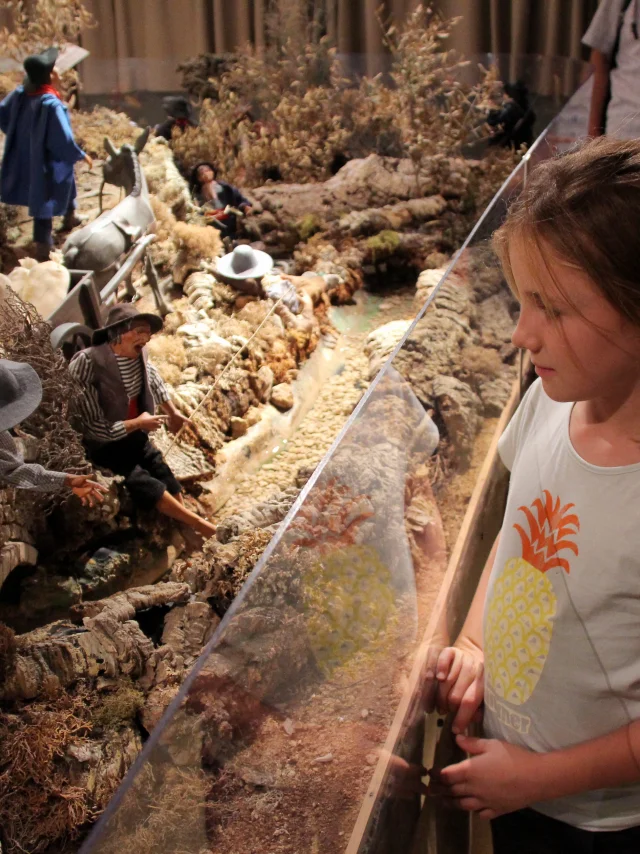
[48,233,158,358]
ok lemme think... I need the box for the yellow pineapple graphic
[486,490,579,706]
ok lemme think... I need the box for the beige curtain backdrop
[2,1,599,94]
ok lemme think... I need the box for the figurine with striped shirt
[69,305,217,539]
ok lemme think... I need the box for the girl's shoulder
[514,376,567,419]
[498,378,570,471]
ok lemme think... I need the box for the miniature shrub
[172,3,515,189]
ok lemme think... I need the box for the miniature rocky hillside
[0,239,521,853]
[0,22,523,852]
[0,129,514,635]
[393,253,520,464]
[244,153,492,271]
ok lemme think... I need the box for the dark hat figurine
[0,359,43,433]
[162,95,192,120]
[92,304,163,347]
[23,46,59,87]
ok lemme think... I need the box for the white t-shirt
[583,0,640,139]
[482,379,640,830]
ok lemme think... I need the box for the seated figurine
[189,162,252,237]
[68,304,217,539]
[215,245,322,334]
[487,80,536,150]
[155,95,196,142]
[0,359,105,504]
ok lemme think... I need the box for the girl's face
[197,165,214,185]
[509,234,640,403]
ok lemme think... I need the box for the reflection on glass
[80,368,445,854]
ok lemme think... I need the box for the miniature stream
[219,283,417,518]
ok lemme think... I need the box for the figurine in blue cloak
[0,47,93,259]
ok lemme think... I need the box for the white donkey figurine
[63,126,169,315]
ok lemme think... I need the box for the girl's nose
[511,307,541,353]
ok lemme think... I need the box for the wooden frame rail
[346,362,531,854]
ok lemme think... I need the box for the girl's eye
[532,295,562,318]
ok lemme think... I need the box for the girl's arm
[588,48,610,137]
[434,533,500,733]
[453,532,500,651]
[438,719,640,819]
[532,721,640,801]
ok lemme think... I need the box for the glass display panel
[68,57,592,854]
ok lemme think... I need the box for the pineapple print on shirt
[485,491,580,719]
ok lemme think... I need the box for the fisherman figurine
[0,359,105,504]
[0,46,93,260]
[68,305,217,540]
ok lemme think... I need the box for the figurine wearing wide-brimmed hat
[214,245,317,314]
[155,95,197,142]
[0,359,105,504]
[68,305,217,539]
[0,46,93,259]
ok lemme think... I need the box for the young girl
[433,136,640,853]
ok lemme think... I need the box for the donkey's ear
[134,126,151,154]
[104,137,117,157]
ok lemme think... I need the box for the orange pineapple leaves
[514,490,580,574]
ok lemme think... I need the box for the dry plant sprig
[0,0,94,59]
[174,1,513,189]
[381,4,504,160]
[0,288,90,479]
[71,106,142,157]
[0,687,94,853]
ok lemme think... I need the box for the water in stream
[220,284,416,516]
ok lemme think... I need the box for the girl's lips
[534,365,555,377]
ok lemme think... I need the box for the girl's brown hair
[494,136,640,326]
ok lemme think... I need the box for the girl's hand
[435,734,543,819]
[434,645,484,734]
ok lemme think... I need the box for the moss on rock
[91,681,145,730]
[366,229,401,261]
